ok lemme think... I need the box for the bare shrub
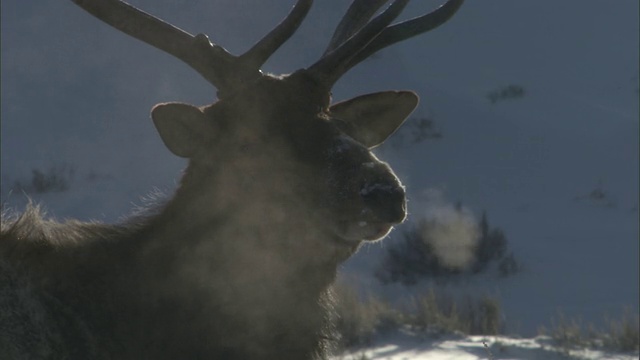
[375,210,520,285]
[12,164,75,194]
[487,84,525,104]
[388,116,443,150]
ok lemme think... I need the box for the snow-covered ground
[2,0,638,358]
[336,329,638,360]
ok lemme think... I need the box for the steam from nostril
[360,182,406,223]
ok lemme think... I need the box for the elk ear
[151,103,212,158]
[330,91,418,148]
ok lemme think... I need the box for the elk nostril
[360,182,406,223]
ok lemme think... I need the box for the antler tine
[342,0,465,74]
[71,0,314,96]
[71,0,238,90]
[323,0,389,55]
[307,0,409,88]
[308,0,464,89]
[240,0,313,70]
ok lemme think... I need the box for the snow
[336,329,638,360]
[1,0,638,358]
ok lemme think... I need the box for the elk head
[71,0,464,246]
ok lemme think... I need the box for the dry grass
[332,282,503,350]
[332,281,401,348]
[408,288,502,336]
[334,282,637,356]
[603,309,640,352]
[538,308,639,353]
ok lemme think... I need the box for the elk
[0,0,463,358]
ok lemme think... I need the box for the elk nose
[360,182,406,224]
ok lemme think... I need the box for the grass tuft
[333,282,503,350]
[538,308,639,353]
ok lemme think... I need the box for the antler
[71,0,463,95]
[308,0,464,88]
[71,0,312,96]
[323,0,390,55]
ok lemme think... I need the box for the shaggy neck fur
[1,160,359,359]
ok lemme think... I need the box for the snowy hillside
[1,0,638,358]
[335,329,638,360]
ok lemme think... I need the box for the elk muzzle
[360,179,406,225]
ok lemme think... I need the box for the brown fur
[1,72,410,359]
